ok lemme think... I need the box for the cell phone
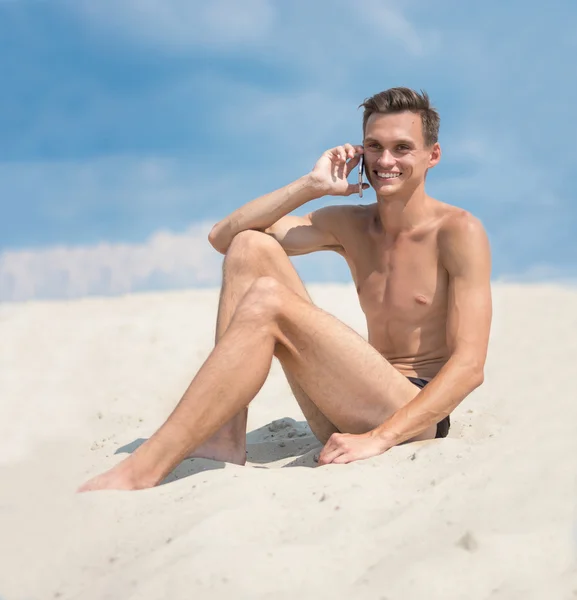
[358,154,365,198]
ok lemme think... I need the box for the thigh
[271,285,424,436]
[281,368,339,444]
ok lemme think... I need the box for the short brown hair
[360,87,440,146]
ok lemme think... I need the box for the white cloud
[0,223,222,302]
[0,217,352,302]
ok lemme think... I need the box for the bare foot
[78,435,247,492]
[77,459,157,493]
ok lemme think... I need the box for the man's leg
[189,231,338,465]
[79,235,437,492]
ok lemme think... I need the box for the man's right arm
[208,144,366,255]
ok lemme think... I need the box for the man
[80,87,492,492]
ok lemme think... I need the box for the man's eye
[397,145,410,151]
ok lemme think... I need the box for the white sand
[0,283,575,599]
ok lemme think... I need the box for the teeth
[377,172,401,179]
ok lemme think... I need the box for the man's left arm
[376,212,493,446]
[318,213,492,465]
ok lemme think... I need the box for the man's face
[362,111,441,196]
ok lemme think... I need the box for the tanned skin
[79,110,491,491]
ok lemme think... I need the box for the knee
[235,276,286,324]
[225,230,283,271]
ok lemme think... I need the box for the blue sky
[1,0,576,300]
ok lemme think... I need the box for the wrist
[370,425,398,450]
[304,172,330,197]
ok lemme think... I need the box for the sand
[0,283,575,599]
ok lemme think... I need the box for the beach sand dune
[0,284,575,599]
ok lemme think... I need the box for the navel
[415,294,429,305]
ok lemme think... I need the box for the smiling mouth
[374,171,402,180]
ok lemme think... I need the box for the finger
[332,453,353,464]
[327,145,362,161]
[331,146,346,163]
[318,446,344,465]
[343,143,356,159]
[337,159,347,182]
[344,153,361,175]
[320,450,345,465]
[344,182,370,196]
[317,443,334,465]
[319,435,340,450]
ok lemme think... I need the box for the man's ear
[429,143,441,168]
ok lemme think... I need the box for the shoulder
[437,206,491,273]
[438,206,488,247]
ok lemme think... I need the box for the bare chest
[345,233,448,326]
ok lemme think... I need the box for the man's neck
[375,185,431,237]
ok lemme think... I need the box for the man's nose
[376,149,395,168]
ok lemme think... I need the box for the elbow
[208,223,230,255]
[453,356,485,390]
[471,368,484,389]
[466,362,485,390]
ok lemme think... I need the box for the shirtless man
[79,87,492,492]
